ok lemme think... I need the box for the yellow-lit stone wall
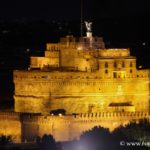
[98,57,137,78]
[13,35,150,115]
[30,57,51,69]
[0,112,149,143]
[99,49,130,57]
[60,48,76,68]
[30,35,106,70]
[0,112,21,143]
[14,67,150,114]
[30,54,59,69]
[75,50,98,72]
[13,112,150,142]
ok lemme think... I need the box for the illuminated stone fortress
[14,25,150,115]
[0,23,150,143]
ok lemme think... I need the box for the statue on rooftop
[85,21,92,32]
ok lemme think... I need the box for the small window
[105,70,108,73]
[113,72,117,78]
[130,69,132,73]
[43,76,49,79]
[122,62,125,68]
[105,62,108,68]
[114,62,117,68]
[130,62,133,67]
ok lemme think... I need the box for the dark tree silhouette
[0,135,12,145]
[70,122,150,150]
[79,126,113,150]
[36,136,41,146]
[0,135,13,150]
[36,134,58,150]
[112,119,150,150]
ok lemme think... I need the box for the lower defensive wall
[0,112,149,143]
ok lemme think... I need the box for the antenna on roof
[80,0,83,37]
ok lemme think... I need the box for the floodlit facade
[0,27,150,143]
[14,33,150,115]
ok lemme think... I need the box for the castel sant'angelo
[0,22,150,143]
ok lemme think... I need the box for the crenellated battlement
[0,111,150,142]
[1,112,149,121]
[0,111,21,120]
[99,49,130,57]
[76,112,149,119]
[17,112,150,121]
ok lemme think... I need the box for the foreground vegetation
[1,119,150,150]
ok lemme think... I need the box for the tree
[112,119,150,150]
[0,135,12,145]
[37,134,58,150]
[79,126,113,150]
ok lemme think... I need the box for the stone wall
[0,112,149,143]
[14,70,150,114]
[0,112,21,143]
[20,112,150,142]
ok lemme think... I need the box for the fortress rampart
[0,112,149,142]
[0,112,21,143]
[14,69,150,114]
[9,34,150,142]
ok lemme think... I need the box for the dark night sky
[0,0,150,20]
